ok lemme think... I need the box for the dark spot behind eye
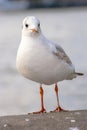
[38,23,40,27]
[25,24,28,28]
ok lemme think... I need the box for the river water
[0,7,87,116]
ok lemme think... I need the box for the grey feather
[53,44,72,65]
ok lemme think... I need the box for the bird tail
[75,72,84,76]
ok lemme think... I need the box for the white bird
[16,16,83,113]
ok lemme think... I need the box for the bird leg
[51,83,66,112]
[33,85,46,114]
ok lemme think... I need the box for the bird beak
[31,28,38,33]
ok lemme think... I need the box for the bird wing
[52,43,72,65]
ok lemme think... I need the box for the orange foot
[50,106,68,112]
[29,108,46,114]
[33,108,46,114]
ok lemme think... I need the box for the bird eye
[38,23,40,27]
[25,24,29,28]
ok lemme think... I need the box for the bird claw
[28,108,46,114]
[33,108,46,114]
[50,106,68,112]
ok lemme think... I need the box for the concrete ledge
[0,110,87,130]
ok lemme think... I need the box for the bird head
[22,16,41,37]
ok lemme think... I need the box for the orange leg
[51,83,66,112]
[33,85,46,114]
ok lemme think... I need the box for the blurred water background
[0,0,87,116]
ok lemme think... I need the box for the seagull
[16,16,83,113]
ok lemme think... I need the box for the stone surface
[0,110,87,130]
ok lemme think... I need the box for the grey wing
[52,43,72,65]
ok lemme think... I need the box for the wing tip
[76,72,84,76]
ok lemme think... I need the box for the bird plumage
[16,16,83,85]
